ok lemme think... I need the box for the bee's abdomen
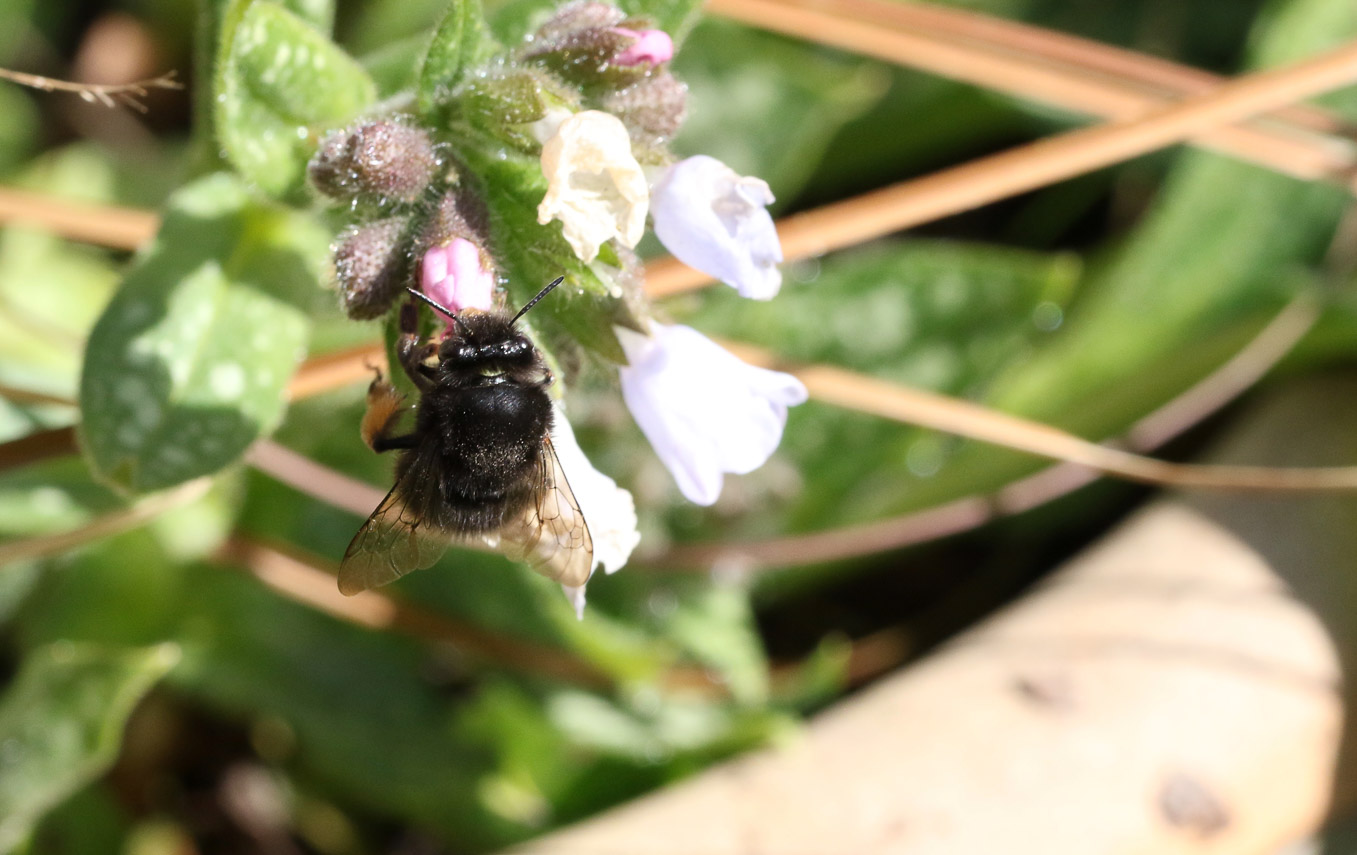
[420,384,551,532]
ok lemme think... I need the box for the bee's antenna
[405,287,471,336]
[511,276,565,324]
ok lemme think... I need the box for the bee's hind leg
[360,365,419,453]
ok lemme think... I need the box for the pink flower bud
[420,239,495,325]
[610,27,674,65]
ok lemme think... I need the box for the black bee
[338,277,592,596]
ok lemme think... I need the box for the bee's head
[407,278,562,385]
[436,311,536,370]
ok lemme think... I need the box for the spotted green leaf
[217,0,376,197]
[417,0,494,115]
[0,643,179,853]
[79,173,327,494]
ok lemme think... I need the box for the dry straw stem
[217,536,617,688]
[0,297,1346,513]
[706,0,1357,187]
[645,36,1357,297]
[0,186,156,251]
[657,297,1322,570]
[729,337,1357,492]
[0,425,76,471]
[0,383,77,408]
[285,343,385,400]
[220,536,867,695]
[0,476,210,566]
[0,68,182,112]
[244,439,387,518]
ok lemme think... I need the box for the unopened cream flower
[537,110,648,262]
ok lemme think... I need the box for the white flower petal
[549,404,640,618]
[562,582,587,620]
[551,404,640,576]
[618,323,806,505]
[650,155,783,299]
[537,111,649,262]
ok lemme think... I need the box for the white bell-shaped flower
[551,404,640,618]
[537,110,649,263]
[649,155,782,299]
[617,323,807,505]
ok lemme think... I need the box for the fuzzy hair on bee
[339,277,593,596]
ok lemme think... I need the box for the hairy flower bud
[460,68,579,151]
[333,218,410,319]
[523,2,667,85]
[602,71,688,145]
[309,119,439,205]
[532,1,626,45]
[418,190,489,252]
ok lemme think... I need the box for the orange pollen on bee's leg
[360,379,408,451]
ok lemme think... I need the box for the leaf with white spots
[417,0,494,114]
[0,642,179,853]
[79,173,328,493]
[217,0,376,197]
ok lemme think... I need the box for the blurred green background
[2,0,1357,852]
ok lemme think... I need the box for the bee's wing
[496,435,594,588]
[338,462,450,596]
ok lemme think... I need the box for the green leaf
[360,33,428,98]
[417,0,494,115]
[16,533,504,848]
[28,786,129,855]
[193,0,337,168]
[662,585,769,705]
[16,530,187,650]
[282,0,335,30]
[79,173,327,493]
[217,1,376,197]
[0,642,179,853]
[0,148,123,413]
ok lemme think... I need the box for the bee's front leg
[360,365,418,453]
[396,300,440,393]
